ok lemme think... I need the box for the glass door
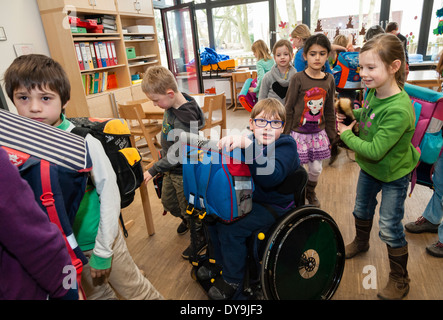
[161,2,203,94]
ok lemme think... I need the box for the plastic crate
[126,47,136,59]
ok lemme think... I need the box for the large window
[212,2,269,65]
[275,0,303,40]
[390,0,424,55]
[154,0,443,67]
[427,0,443,58]
[314,0,381,47]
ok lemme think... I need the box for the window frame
[154,0,435,61]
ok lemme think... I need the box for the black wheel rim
[261,207,345,300]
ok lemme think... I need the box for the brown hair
[250,98,286,123]
[141,65,178,95]
[4,54,71,107]
[385,22,399,33]
[290,24,311,42]
[272,39,294,59]
[360,33,406,88]
[251,40,272,61]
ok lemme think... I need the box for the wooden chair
[232,71,253,111]
[200,92,227,140]
[117,101,162,169]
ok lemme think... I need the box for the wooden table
[406,70,442,91]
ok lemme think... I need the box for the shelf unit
[37,0,161,118]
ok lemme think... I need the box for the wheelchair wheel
[261,206,345,300]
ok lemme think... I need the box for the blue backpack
[0,109,92,297]
[332,51,361,89]
[181,133,254,224]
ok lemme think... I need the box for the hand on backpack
[143,171,153,184]
[217,135,252,152]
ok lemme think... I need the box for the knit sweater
[258,64,297,105]
[283,71,337,142]
[340,88,420,182]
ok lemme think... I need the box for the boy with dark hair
[4,54,163,300]
[141,65,206,259]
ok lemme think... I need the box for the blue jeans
[353,170,409,248]
[422,153,443,242]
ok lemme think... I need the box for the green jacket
[340,88,420,182]
[253,58,275,94]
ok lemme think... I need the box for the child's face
[249,111,284,145]
[274,46,292,69]
[359,49,398,90]
[146,90,175,110]
[13,85,65,127]
[304,44,328,71]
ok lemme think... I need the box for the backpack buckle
[40,191,55,207]
[186,204,194,215]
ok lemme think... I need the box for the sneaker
[177,220,189,235]
[208,278,239,300]
[404,216,438,234]
[426,241,443,257]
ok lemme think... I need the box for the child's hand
[248,87,255,93]
[90,267,111,279]
[336,112,346,123]
[337,120,357,135]
[217,135,252,152]
[143,171,153,184]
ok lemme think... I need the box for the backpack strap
[337,59,350,88]
[39,159,85,298]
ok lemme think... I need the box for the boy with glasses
[200,98,300,300]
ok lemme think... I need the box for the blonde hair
[251,40,272,61]
[141,66,178,95]
[333,34,349,48]
[290,24,311,42]
[360,33,406,88]
[272,39,294,59]
[250,98,286,123]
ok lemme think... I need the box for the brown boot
[377,244,410,300]
[345,217,372,259]
[306,180,320,207]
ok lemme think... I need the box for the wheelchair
[187,165,345,300]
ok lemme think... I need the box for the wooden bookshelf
[37,0,161,118]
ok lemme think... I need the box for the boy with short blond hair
[142,65,206,258]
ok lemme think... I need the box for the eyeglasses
[253,118,284,129]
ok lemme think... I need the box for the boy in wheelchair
[200,98,300,300]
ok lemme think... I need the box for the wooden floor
[121,107,442,300]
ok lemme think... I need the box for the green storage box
[70,26,87,33]
[126,47,136,59]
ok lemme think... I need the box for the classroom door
[161,2,203,94]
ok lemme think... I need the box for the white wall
[0,0,50,113]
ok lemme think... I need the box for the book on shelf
[81,71,109,95]
[75,41,118,70]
